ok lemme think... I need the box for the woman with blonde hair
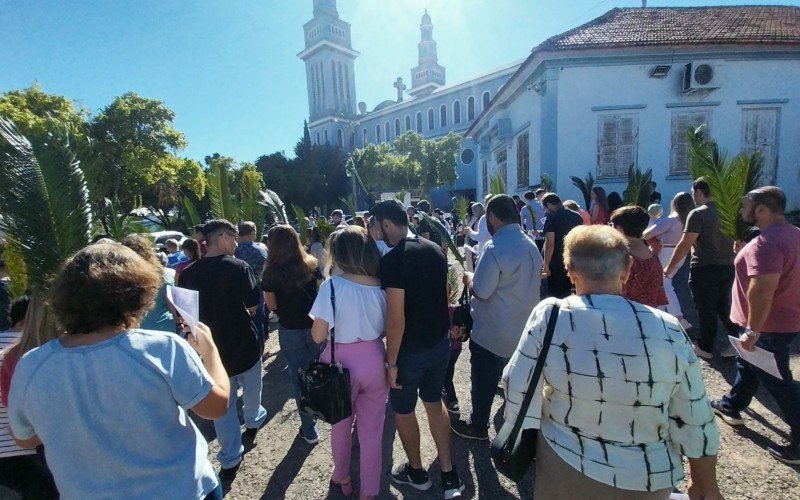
[262,224,323,444]
[309,226,387,499]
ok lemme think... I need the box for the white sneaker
[693,344,713,360]
[720,345,738,358]
[678,317,693,330]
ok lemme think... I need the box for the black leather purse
[491,300,561,482]
[451,287,473,342]
[299,280,353,425]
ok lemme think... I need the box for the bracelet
[385,362,397,370]
[744,328,759,338]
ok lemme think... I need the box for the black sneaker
[219,461,241,482]
[444,399,461,415]
[451,419,489,441]
[768,443,800,465]
[710,399,744,426]
[389,462,432,491]
[442,469,465,499]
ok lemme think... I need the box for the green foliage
[292,205,310,244]
[0,117,92,292]
[315,217,336,243]
[489,171,506,196]
[539,173,554,192]
[340,194,357,217]
[419,212,464,269]
[206,154,237,221]
[688,125,763,240]
[570,172,595,210]
[183,195,201,229]
[623,166,654,208]
[4,240,28,298]
[447,265,460,305]
[0,84,89,147]
[394,190,409,204]
[259,188,288,225]
[102,198,148,241]
[456,196,470,223]
[239,163,266,237]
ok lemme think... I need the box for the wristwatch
[385,362,397,370]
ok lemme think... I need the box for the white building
[298,0,518,204]
[466,6,800,209]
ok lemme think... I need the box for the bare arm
[187,322,231,420]
[12,433,42,449]
[664,232,698,277]
[385,288,405,389]
[542,232,555,277]
[687,456,723,500]
[264,291,278,312]
[740,273,781,350]
[311,317,329,344]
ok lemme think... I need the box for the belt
[661,244,677,248]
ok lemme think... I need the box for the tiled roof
[538,6,800,50]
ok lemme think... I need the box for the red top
[731,223,800,333]
[592,205,609,225]
[623,254,669,309]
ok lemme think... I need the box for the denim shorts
[389,337,449,414]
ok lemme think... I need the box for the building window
[395,118,401,137]
[453,100,461,124]
[741,108,780,184]
[597,114,639,178]
[416,112,423,133]
[376,124,382,143]
[670,111,710,176]
[385,122,390,142]
[467,96,475,121]
[362,129,368,146]
[482,91,491,110]
[405,115,411,132]
[495,149,508,192]
[427,108,435,131]
[337,129,344,147]
[516,131,530,189]
[482,159,489,196]
[316,132,321,145]
[324,130,329,144]
[440,105,447,128]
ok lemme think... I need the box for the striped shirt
[501,295,719,492]
[1,330,34,458]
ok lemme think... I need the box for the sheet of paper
[166,285,200,336]
[728,336,783,380]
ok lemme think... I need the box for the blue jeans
[278,328,321,439]
[469,340,510,429]
[214,359,268,469]
[204,481,223,500]
[721,332,800,444]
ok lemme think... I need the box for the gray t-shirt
[684,202,734,267]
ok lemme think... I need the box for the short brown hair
[238,221,257,236]
[121,234,161,268]
[610,205,650,238]
[746,186,785,214]
[329,226,381,277]
[49,243,162,335]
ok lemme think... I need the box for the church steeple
[409,9,446,98]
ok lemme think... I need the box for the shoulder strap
[508,299,561,444]
[329,279,336,363]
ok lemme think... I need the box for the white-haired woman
[502,225,722,499]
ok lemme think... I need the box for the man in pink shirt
[710,186,800,464]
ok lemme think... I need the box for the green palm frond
[0,117,92,291]
[489,171,506,196]
[103,198,148,241]
[539,173,554,192]
[340,195,356,217]
[394,190,408,204]
[239,173,266,237]
[258,188,288,225]
[623,166,653,208]
[456,196,469,223]
[3,240,28,298]
[292,205,310,244]
[207,159,236,221]
[315,217,335,243]
[420,212,464,269]
[688,126,763,240]
[183,195,200,228]
[447,265,460,305]
[570,172,594,210]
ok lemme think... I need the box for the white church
[300,1,800,209]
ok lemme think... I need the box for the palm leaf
[0,117,92,291]
[239,172,266,237]
[340,194,357,218]
[315,217,336,243]
[489,171,506,196]
[539,173,554,192]
[420,212,465,269]
[292,204,310,244]
[456,196,469,223]
[3,239,28,298]
[183,195,200,228]
[207,159,236,221]
[258,188,288,225]
[622,166,653,208]
[570,172,594,210]
[447,264,460,305]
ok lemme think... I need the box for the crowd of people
[0,180,798,500]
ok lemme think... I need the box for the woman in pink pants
[310,226,388,499]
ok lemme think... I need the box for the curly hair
[49,243,162,335]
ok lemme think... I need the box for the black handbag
[299,280,353,425]
[451,287,473,342]
[491,300,561,482]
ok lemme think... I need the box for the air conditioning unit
[683,62,720,93]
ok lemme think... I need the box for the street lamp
[334,117,361,212]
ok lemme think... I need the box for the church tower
[409,10,446,98]
[298,0,359,122]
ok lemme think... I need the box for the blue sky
[2,0,797,164]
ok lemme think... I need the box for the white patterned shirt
[501,295,719,492]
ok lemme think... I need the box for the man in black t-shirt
[178,219,267,476]
[541,193,584,298]
[371,200,464,498]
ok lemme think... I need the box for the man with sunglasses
[178,219,267,480]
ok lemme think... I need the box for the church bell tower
[409,10,446,98]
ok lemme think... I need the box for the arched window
[362,129,368,146]
[427,108,434,131]
[416,112,423,132]
[376,124,382,143]
[453,100,461,124]
[337,129,344,147]
[395,118,401,137]
[482,91,491,110]
[467,96,475,120]
[384,122,390,142]
[440,105,448,128]
[324,130,329,144]
[405,115,412,132]
[316,132,321,145]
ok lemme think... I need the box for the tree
[140,155,205,229]
[90,92,187,210]
[394,131,459,195]
[205,154,238,222]
[623,166,654,209]
[0,84,89,146]
[239,162,266,237]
